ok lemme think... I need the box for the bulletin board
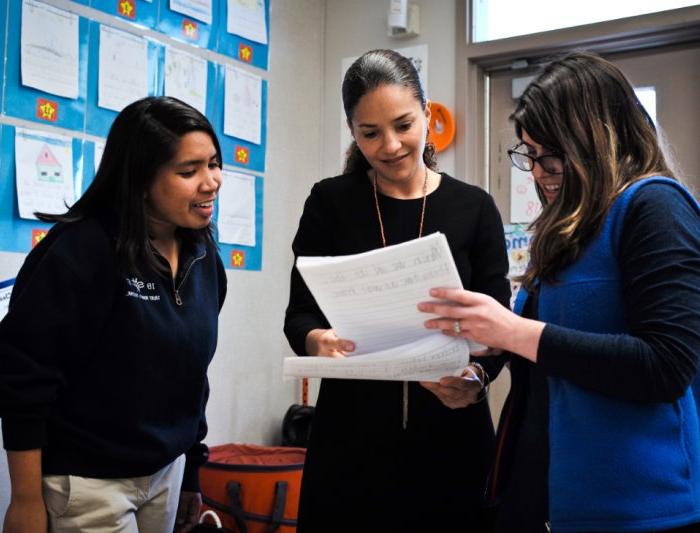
[0,0,270,271]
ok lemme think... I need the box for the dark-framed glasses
[507,144,564,175]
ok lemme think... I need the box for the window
[472,0,700,43]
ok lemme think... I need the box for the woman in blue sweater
[419,51,700,532]
[0,96,227,533]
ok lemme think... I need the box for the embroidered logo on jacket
[125,277,160,301]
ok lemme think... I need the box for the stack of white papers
[284,233,484,382]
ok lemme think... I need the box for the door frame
[454,3,700,190]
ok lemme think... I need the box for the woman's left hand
[420,368,483,409]
[418,287,544,361]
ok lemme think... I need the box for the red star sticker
[36,99,58,122]
[31,229,48,248]
[234,146,249,165]
[182,19,198,39]
[238,44,253,63]
[118,0,135,19]
[231,250,246,268]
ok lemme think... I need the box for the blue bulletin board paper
[3,1,88,132]
[216,174,263,271]
[90,0,158,29]
[216,0,270,70]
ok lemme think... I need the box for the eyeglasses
[507,144,564,175]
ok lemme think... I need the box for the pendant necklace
[372,166,429,430]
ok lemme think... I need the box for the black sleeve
[537,183,700,403]
[0,222,115,449]
[182,378,210,492]
[283,183,333,356]
[469,192,511,379]
[182,251,226,492]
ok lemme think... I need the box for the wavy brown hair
[341,49,437,174]
[513,51,675,288]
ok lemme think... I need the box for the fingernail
[417,303,426,310]
[343,342,354,351]
[430,288,438,296]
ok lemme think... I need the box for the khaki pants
[42,455,185,533]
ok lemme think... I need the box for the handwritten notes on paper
[21,0,79,99]
[170,0,212,24]
[15,128,75,220]
[217,170,255,246]
[227,0,268,45]
[98,25,148,112]
[224,65,262,144]
[283,233,482,382]
[165,46,208,115]
[284,334,468,383]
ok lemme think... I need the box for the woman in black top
[284,49,510,532]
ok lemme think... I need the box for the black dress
[284,171,510,532]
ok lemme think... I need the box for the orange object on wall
[427,101,455,152]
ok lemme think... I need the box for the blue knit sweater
[513,177,700,532]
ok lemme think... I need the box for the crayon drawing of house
[36,145,63,184]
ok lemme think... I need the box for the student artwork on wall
[0,125,84,253]
[0,0,269,271]
[504,223,532,306]
[85,21,162,137]
[4,0,88,131]
[510,166,542,223]
[216,174,264,271]
[212,63,268,173]
[217,0,270,70]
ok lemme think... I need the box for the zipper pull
[402,381,408,429]
[174,289,182,306]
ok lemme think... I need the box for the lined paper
[284,233,484,382]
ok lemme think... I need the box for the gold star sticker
[239,46,252,62]
[232,252,244,267]
[236,148,248,163]
[184,22,196,36]
[119,0,134,17]
[39,102,55,120]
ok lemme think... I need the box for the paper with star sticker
[217,170,255,246]
[227,0,267,44]
[20,0,79,98]
[165,46,207,115]
[224,64,262,144]
[15,128,75,220]
[170,0,212,24]
[98,25,148,112]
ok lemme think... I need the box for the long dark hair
[341,49,437,174]
[37,96,222,274]
[512,51,674,288]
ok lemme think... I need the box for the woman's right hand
[3,495,47,533]
[305,329,355,357]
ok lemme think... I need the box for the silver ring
[452,320,462,334]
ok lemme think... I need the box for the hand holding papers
[283,233,485,382]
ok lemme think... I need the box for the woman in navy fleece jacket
[419,52,700,532]
[0,97,227,533]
